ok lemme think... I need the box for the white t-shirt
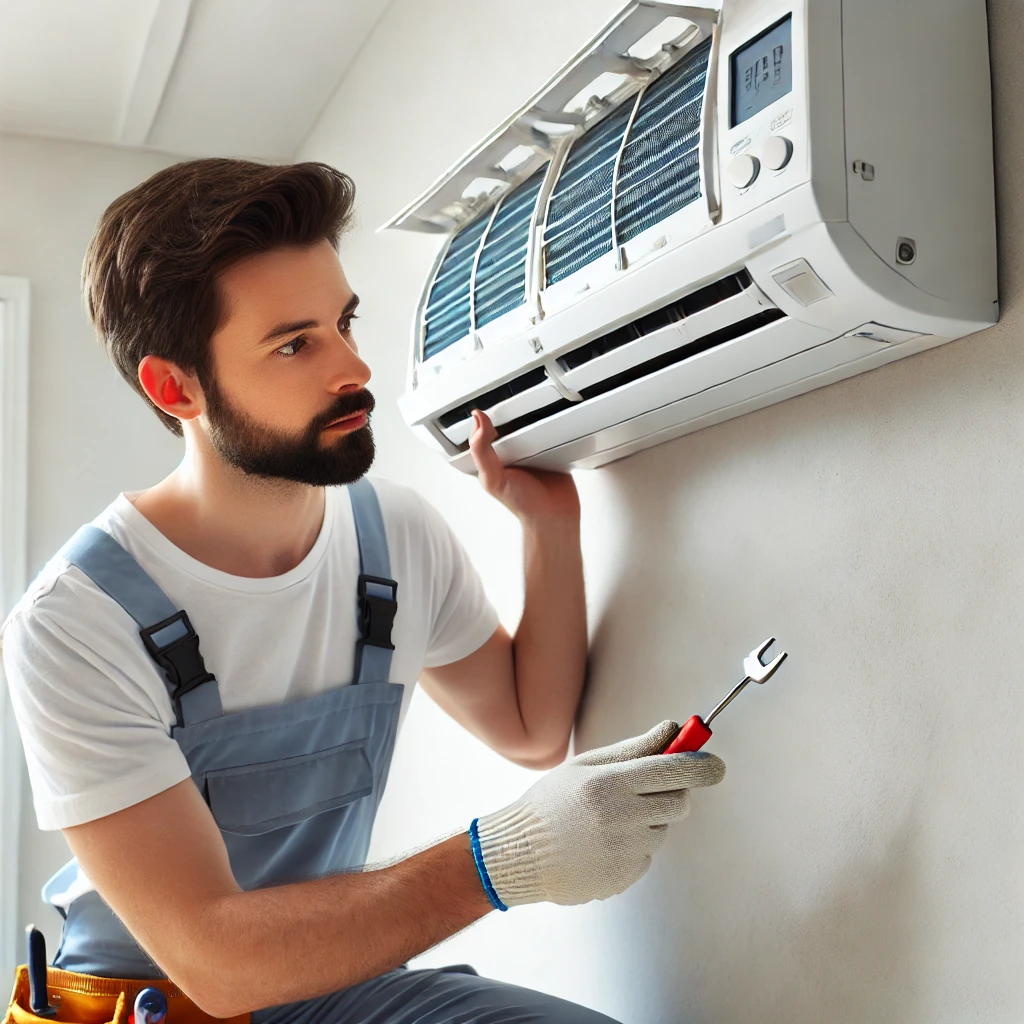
[1,478,499,836]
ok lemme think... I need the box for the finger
[625,751,727,793]
[638,788,692,826]
[468,407,498,445]
[574,720,680,766]
[467,410,504,494]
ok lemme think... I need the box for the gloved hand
[469,720,726,909]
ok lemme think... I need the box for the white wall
[295,1,1024,1022]
[0,131,184,954]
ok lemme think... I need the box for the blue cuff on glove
[468,818,508,912]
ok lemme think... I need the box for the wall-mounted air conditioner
[382,0,997,472]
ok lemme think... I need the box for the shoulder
[1,545,133,664]
[333,477,465,579]
[362,476,430,520]
[342,476,449,543]
[2,549,74,643]
[2,498,132,643]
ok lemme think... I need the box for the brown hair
[82,158,357,435]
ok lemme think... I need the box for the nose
[329,330,371,393]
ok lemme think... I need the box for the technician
[2,159,725,1024]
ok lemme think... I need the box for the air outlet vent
[438,270,784,452]
[576,307,786,399]
[559,270,752,371]
[435,363,570,448]
[438,367,548,428]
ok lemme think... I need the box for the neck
[131,435,327,578]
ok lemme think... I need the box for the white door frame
[0,275,30,981]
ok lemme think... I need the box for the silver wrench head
[743,637,788,683]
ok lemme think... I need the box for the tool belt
[4,966,249,1024]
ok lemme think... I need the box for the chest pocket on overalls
[201,739,374,835]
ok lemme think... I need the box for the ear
[138,355,202,423]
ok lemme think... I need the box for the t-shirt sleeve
[409,492,500,669]
[1,569,191,831]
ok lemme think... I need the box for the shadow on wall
[568,250,1024,1019]
[601,800,928,1023]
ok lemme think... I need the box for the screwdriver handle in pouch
[662,715,713,755]
[26,925,56,1018]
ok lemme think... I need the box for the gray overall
[40,479,618,1024]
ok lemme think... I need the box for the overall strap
[59,526,223,727]
[348,478,397,685]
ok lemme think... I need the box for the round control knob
[727,153,760,190]
[762,135,793,171]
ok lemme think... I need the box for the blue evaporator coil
[422,36,713,359]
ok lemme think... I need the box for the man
[1,159,725,1024]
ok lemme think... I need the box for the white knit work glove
[469,720,726,909]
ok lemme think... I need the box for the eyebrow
[260,294,360,344]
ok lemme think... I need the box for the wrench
[662,637,788,754]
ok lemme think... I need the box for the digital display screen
[731,15,793,127]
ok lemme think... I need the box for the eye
[339,313,360,334]
[276,335,308,357]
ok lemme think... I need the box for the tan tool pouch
[4,966,249,1024]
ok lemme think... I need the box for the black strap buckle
[357,573,398,651]
[139,610,216,724]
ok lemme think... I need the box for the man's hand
[468,409,580,522]
[474,720,727,906]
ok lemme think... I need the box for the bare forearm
[513,517,586,760]
[183,832,491,1016]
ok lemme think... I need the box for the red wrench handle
[662,715,713,754]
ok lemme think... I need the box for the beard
[203,376,376,487]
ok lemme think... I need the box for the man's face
[203,240,375,486]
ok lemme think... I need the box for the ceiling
[0,0,392,161]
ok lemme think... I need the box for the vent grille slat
[558,270,752,371]
[614,37,712,245]
[577,307,785,400]
[423,214,490,360]
[437,367,550,428]
[473,167,547,330]
[543,104,633,285]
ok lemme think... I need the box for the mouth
[323,411,369,433]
